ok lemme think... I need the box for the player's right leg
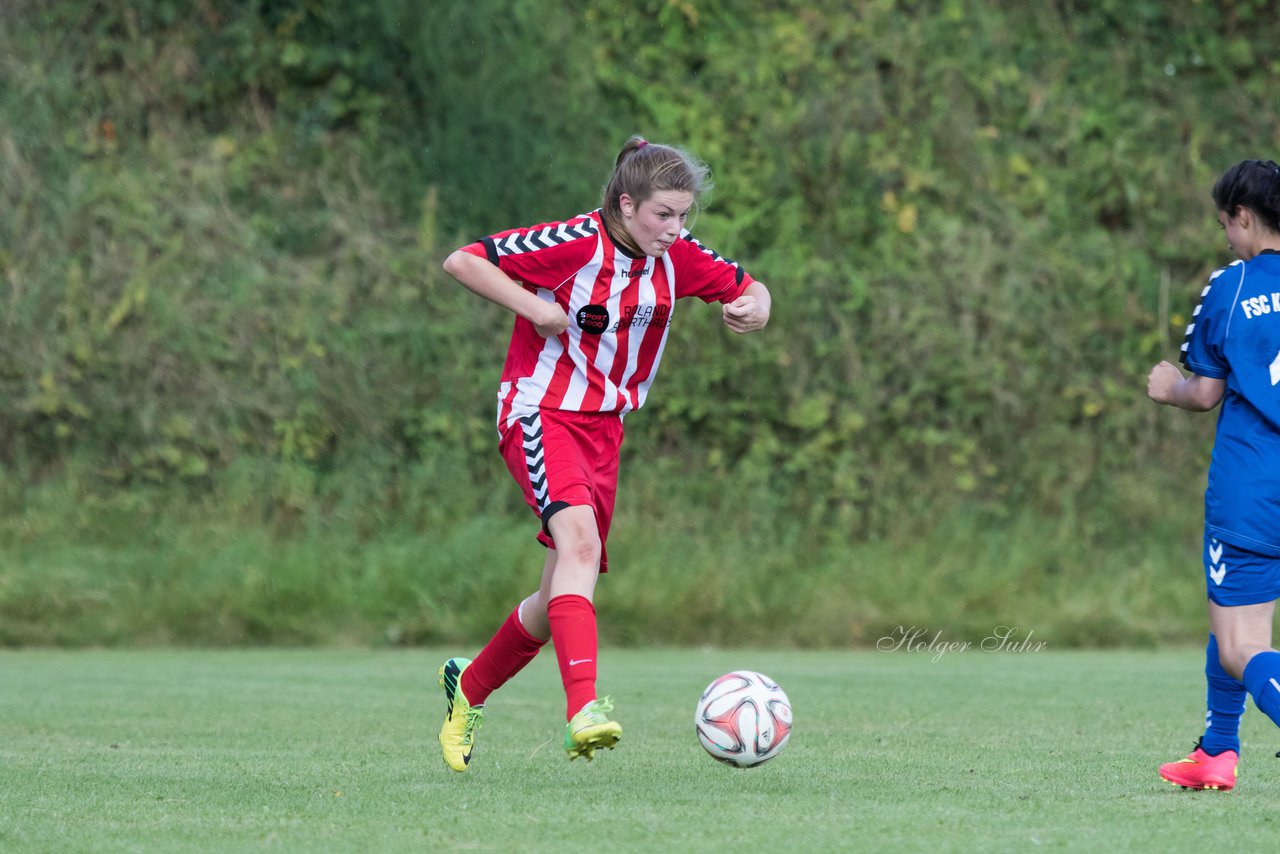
[1159,633,1245,790]
[1208,565,1280,744]
[438,555,554,772]
[1160,536,1280,790]
[438,657,483,772]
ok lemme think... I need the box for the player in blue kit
[1148,159,1280,791]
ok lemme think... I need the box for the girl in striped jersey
[1149,159,1280,791]
[435,136,772,770]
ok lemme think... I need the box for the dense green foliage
[2,1,1278,646]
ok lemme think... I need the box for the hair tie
[636,139,648,150]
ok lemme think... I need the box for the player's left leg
[535,411,624,760]
[543,504,613,739]
[564,696,621,761]
[541,504,620,760]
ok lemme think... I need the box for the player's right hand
[533,304,570,338]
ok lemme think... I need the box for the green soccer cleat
[564,697,622,761]
[438,657,483,772]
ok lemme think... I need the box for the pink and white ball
[695,670,793,767]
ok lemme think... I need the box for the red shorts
[499,409,623,572]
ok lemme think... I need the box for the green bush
[1,0,1274,645]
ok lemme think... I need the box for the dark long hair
[1212,159,1280,232]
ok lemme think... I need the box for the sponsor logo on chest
[575,303,673,334]
[611,304,671,333]
[576,304,610,335]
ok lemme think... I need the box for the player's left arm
[722,281,771,335]
[1147,360,1225,411]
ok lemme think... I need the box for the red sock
[547,594,598,721]
[459,606,546,706]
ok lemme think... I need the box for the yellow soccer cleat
[438,657,484,772]
[564,697,622,761]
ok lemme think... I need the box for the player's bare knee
[1217,640,1259,680]
[546,506,601,568]
[565,536,601,568]
[1217,646,1245,680]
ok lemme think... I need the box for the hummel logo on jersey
[618,266,651,278]
[577,304,609,335]
[1209,539,1227,585]
[492,218,598,257]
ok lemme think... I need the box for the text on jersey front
[1240,292,1280,319]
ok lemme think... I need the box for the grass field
[4,647,1280,853]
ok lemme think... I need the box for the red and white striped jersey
[459,209,754,432]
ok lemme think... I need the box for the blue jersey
[1181,249,1280,557]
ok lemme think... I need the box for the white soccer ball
[694,670,793,768]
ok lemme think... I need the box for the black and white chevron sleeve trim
[488,216,598,258]
[681,234,745,284]
[1179,264,1232,366]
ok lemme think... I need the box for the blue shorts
[1204,531,1280,606]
